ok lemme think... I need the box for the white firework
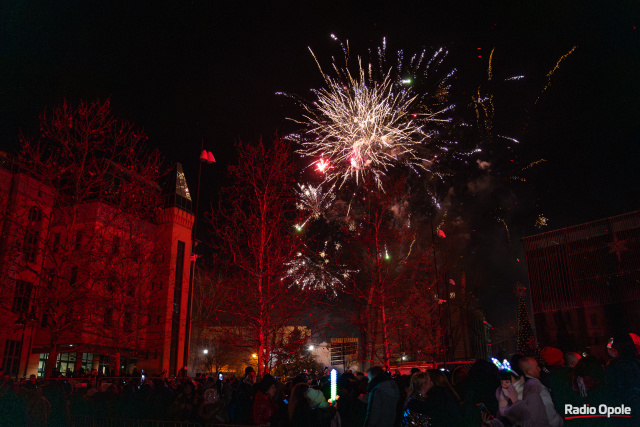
[295,183,336,225]
[281,38,458,190]
[284,242,355,295]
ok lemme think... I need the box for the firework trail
[294,182,336,229]
[536,46,578,104]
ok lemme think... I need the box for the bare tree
[340,178,443,369]
[0,99,166,377]
[208,137,315,376]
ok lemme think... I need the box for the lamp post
[183,147,215,373]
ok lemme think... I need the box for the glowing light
[203,349,208,354]
[491,357,513,372]
[330,369,338,403]
[252,353,257,359]
[309,345,315,351]
[316,158,330,172]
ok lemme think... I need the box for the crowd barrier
[69,416,247,427]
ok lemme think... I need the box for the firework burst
[281,37,460,190]
[294,183,336,228]
[284,241,355,295]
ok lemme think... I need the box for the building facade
[0,157,194,378]
[523,211,640,352]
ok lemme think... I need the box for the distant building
[523,211,640,352]
[490,321,517,356]
[0,157,194,378]
[446,273,491,361]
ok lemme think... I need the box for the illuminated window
[37,353,49,378]
[449,292,456,299]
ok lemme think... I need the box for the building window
[44,268,56,289]
[1,340,22,377]
[107,272,116,293]
[98,355,111,376]
[132,243,141,263]
[23,229,38,262]
[70,267,78,286]
[57,352,76,376]
[37,353,49,378]
[104,307,113,326]
[12,280,33,315]
[52,233,60,253]
[28,207,42,224]
[81,353,94,371]
[124,311,133,332]
[112,236,121,255]
[75,231,83,250]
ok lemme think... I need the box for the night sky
[2,1,639,325]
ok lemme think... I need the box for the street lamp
[183,146,215,373]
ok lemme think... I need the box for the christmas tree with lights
[516,283,541,361]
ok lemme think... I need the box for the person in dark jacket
[402,372,463,427]
[230,367,258,424]
[364,366,399,427]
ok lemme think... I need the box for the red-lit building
[0,157,194,378]
[523,211,640,352]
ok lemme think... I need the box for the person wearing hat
[253,374,278,425]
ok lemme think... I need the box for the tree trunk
[44,339,59,378]
[113,351,121,376]
[381,301,390,369]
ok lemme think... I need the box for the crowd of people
[1,335,640,426]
